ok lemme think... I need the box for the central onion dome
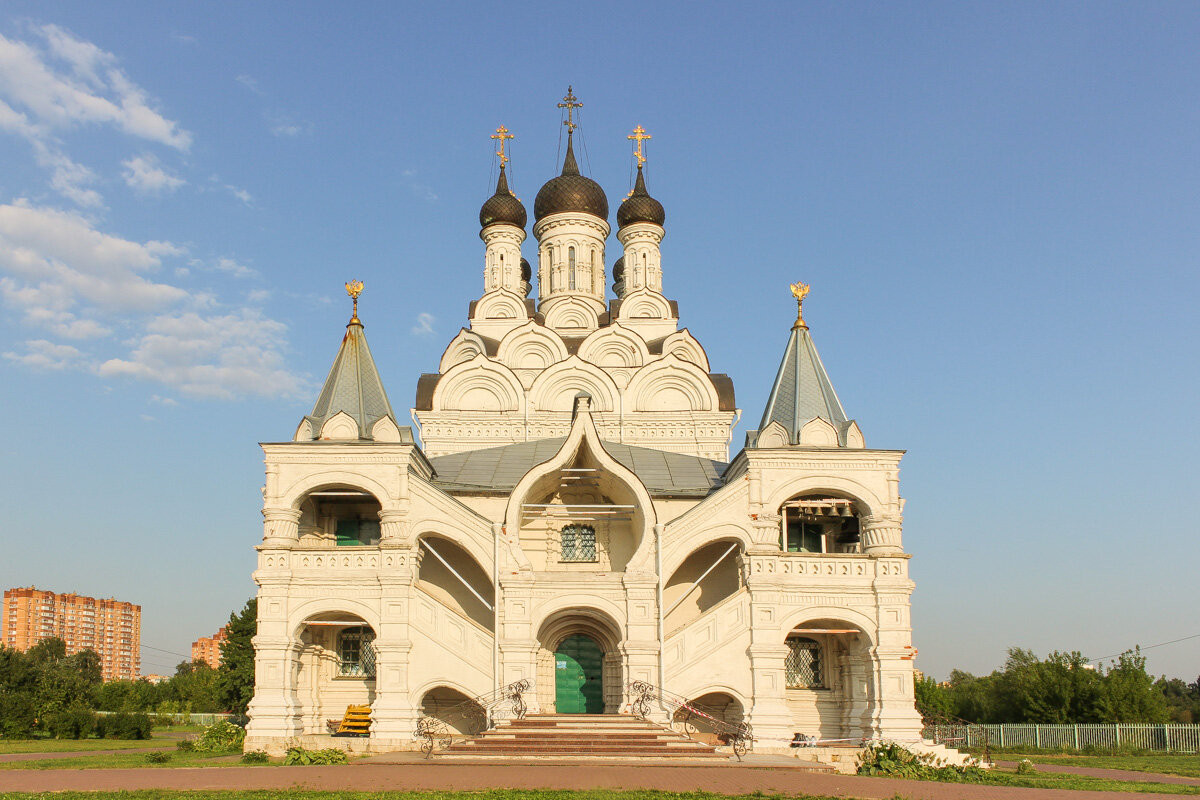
[617,165,665,228]
[479,165,527,229]
[534,132,608,223]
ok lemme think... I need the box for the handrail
[415,678,530,758]
[627,679,754,761]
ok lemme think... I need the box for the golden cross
[345,280,364,322]
[628,125,651,167]
[558,85,582,132]
[491,125,514,167]
[789,281,810,329]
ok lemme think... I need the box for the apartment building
[2,587,141,681]
[191,626,227,668]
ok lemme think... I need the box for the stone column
[244,635,303,755]
[261,507,300,546]
[371,545,420,749]
[862,517,903,555]
[623,577,664,720]
[379,509,409,547]
[741,549,795,748]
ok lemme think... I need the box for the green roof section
[752,324,850,446]
[303,318,397,440]
[429,438,726,498]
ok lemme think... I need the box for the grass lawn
[0,792,841,800]
[0,751,240,770]
[0,739,167,755]
[979,750,1200,778]
[969,764,1200,793]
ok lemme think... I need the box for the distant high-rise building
[191,626,228,667]
[2,587,140,681]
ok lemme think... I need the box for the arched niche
[616,287,674,321]
[663,539,745,633]
[775,489,872,555]
[418,685,480,735]
[495,320,569,370]
[292,484,384,547]
[471,288,527,321]
[674,691,746,744]
[291,609,377,734]
[432,354,525,413]
[764,477,884,523]
[626,355,718,412]
[438,328,489,373]
[534,606,625,714]
[658,329,710,371]
[577,323,649,370]
[416,534,495,632]
[529,357,619,413]
[543,297,601,332]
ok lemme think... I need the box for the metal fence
[924,723,1200,752]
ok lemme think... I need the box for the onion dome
[534,131,608,222]
[520,258,531,283]
[617,165,665,228]
[612,256,625,281]
[479,165,527,229]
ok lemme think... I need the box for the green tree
[164,660,221,713]
[914,675,954,719]
[215,597,257,715]
[0,646,38,737]
[1095,648,1169,723]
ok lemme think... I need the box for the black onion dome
[479,165,527,228]
[617,165,665,228]
[612,256,625,280]
[520,258,531,282]
[534,132,608,222]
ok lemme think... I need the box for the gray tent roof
[304,320,397,439]
[429,438,726,498]
[753,325,849,445]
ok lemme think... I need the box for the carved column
[261,507,300,546]
[244,635,303,754]
[741,550,795,747]
[379,509,409,548]
[372,545,420,747]
[862,517,903,555]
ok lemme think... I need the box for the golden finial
[558,85,582,132]
[789,281,810,329]
[628,125,651,167]
[345,280,364,324]
[491,125,514,167]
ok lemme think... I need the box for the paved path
[2,760,1198,799]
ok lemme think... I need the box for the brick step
[448,747,725,757]
[458,740,712,750]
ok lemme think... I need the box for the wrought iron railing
[627,680,754,760]
[921,708,992,764]
[415,679,530,758]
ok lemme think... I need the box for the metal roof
[304,320,397,440]
[754,325,848,445]
[428,438,726,497]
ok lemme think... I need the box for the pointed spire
[753,284,853,447]
[495,163,511,195]
[480,163,527,228]
[303,283,397,440]
[561,130,580,176]
[617,163,665,228]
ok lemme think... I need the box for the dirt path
[1,761,1197,799]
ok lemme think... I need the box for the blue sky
[0,2,1197,682]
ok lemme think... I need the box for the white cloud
[98,310,304,400]
[235,74,262,94]
[225,184,253,205]
[246,288,271,303]
[149,394,178,406]
[3,338,83,370]
[0,201,304,400]
[122,153,185,194]
[411,312,435,337]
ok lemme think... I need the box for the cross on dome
[558,86,582,132]
[628,125,651,167]
[491,125,514,167]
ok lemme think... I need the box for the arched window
[560,524,596,563]
[338,626,376,677]
[785,637,824,688]
[568,247,576,290]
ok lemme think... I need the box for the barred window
[785,637,824,688]
[338,626,376,677]
[560,524,597,563]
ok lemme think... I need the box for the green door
[554,634,604,714]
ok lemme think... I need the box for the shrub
[283,746,348,765]
[44,708,97,739]
[240,749,270,764]
[1016,758,1037,775]
[857,742,987,782]
[191,720,245,753]
[144,751,172,764]
[175,738,196,752]
[97,711,152,740]
[0,692,37,739]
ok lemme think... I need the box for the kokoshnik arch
[244,90,923,755]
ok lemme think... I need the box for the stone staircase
[441,713,729,760]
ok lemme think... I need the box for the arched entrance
[554,633,604,713]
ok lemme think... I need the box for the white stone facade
[244,124,923,755]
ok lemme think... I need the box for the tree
[216,597,257,715]
[0,646,39,737]
[1095,648,1169,723]
[914,675,953,719]
[994,648,1101,723]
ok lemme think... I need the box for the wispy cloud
[3,338,84,370]
[235,73,262,95]
[401,169,438,203]
[411,312,436,337]
[0,24,192,206]
[122,153,185,194]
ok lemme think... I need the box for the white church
[244,92,924,756]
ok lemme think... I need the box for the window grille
[560,524,597,563]
[785,637,824,688]
[338,626,376,677]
